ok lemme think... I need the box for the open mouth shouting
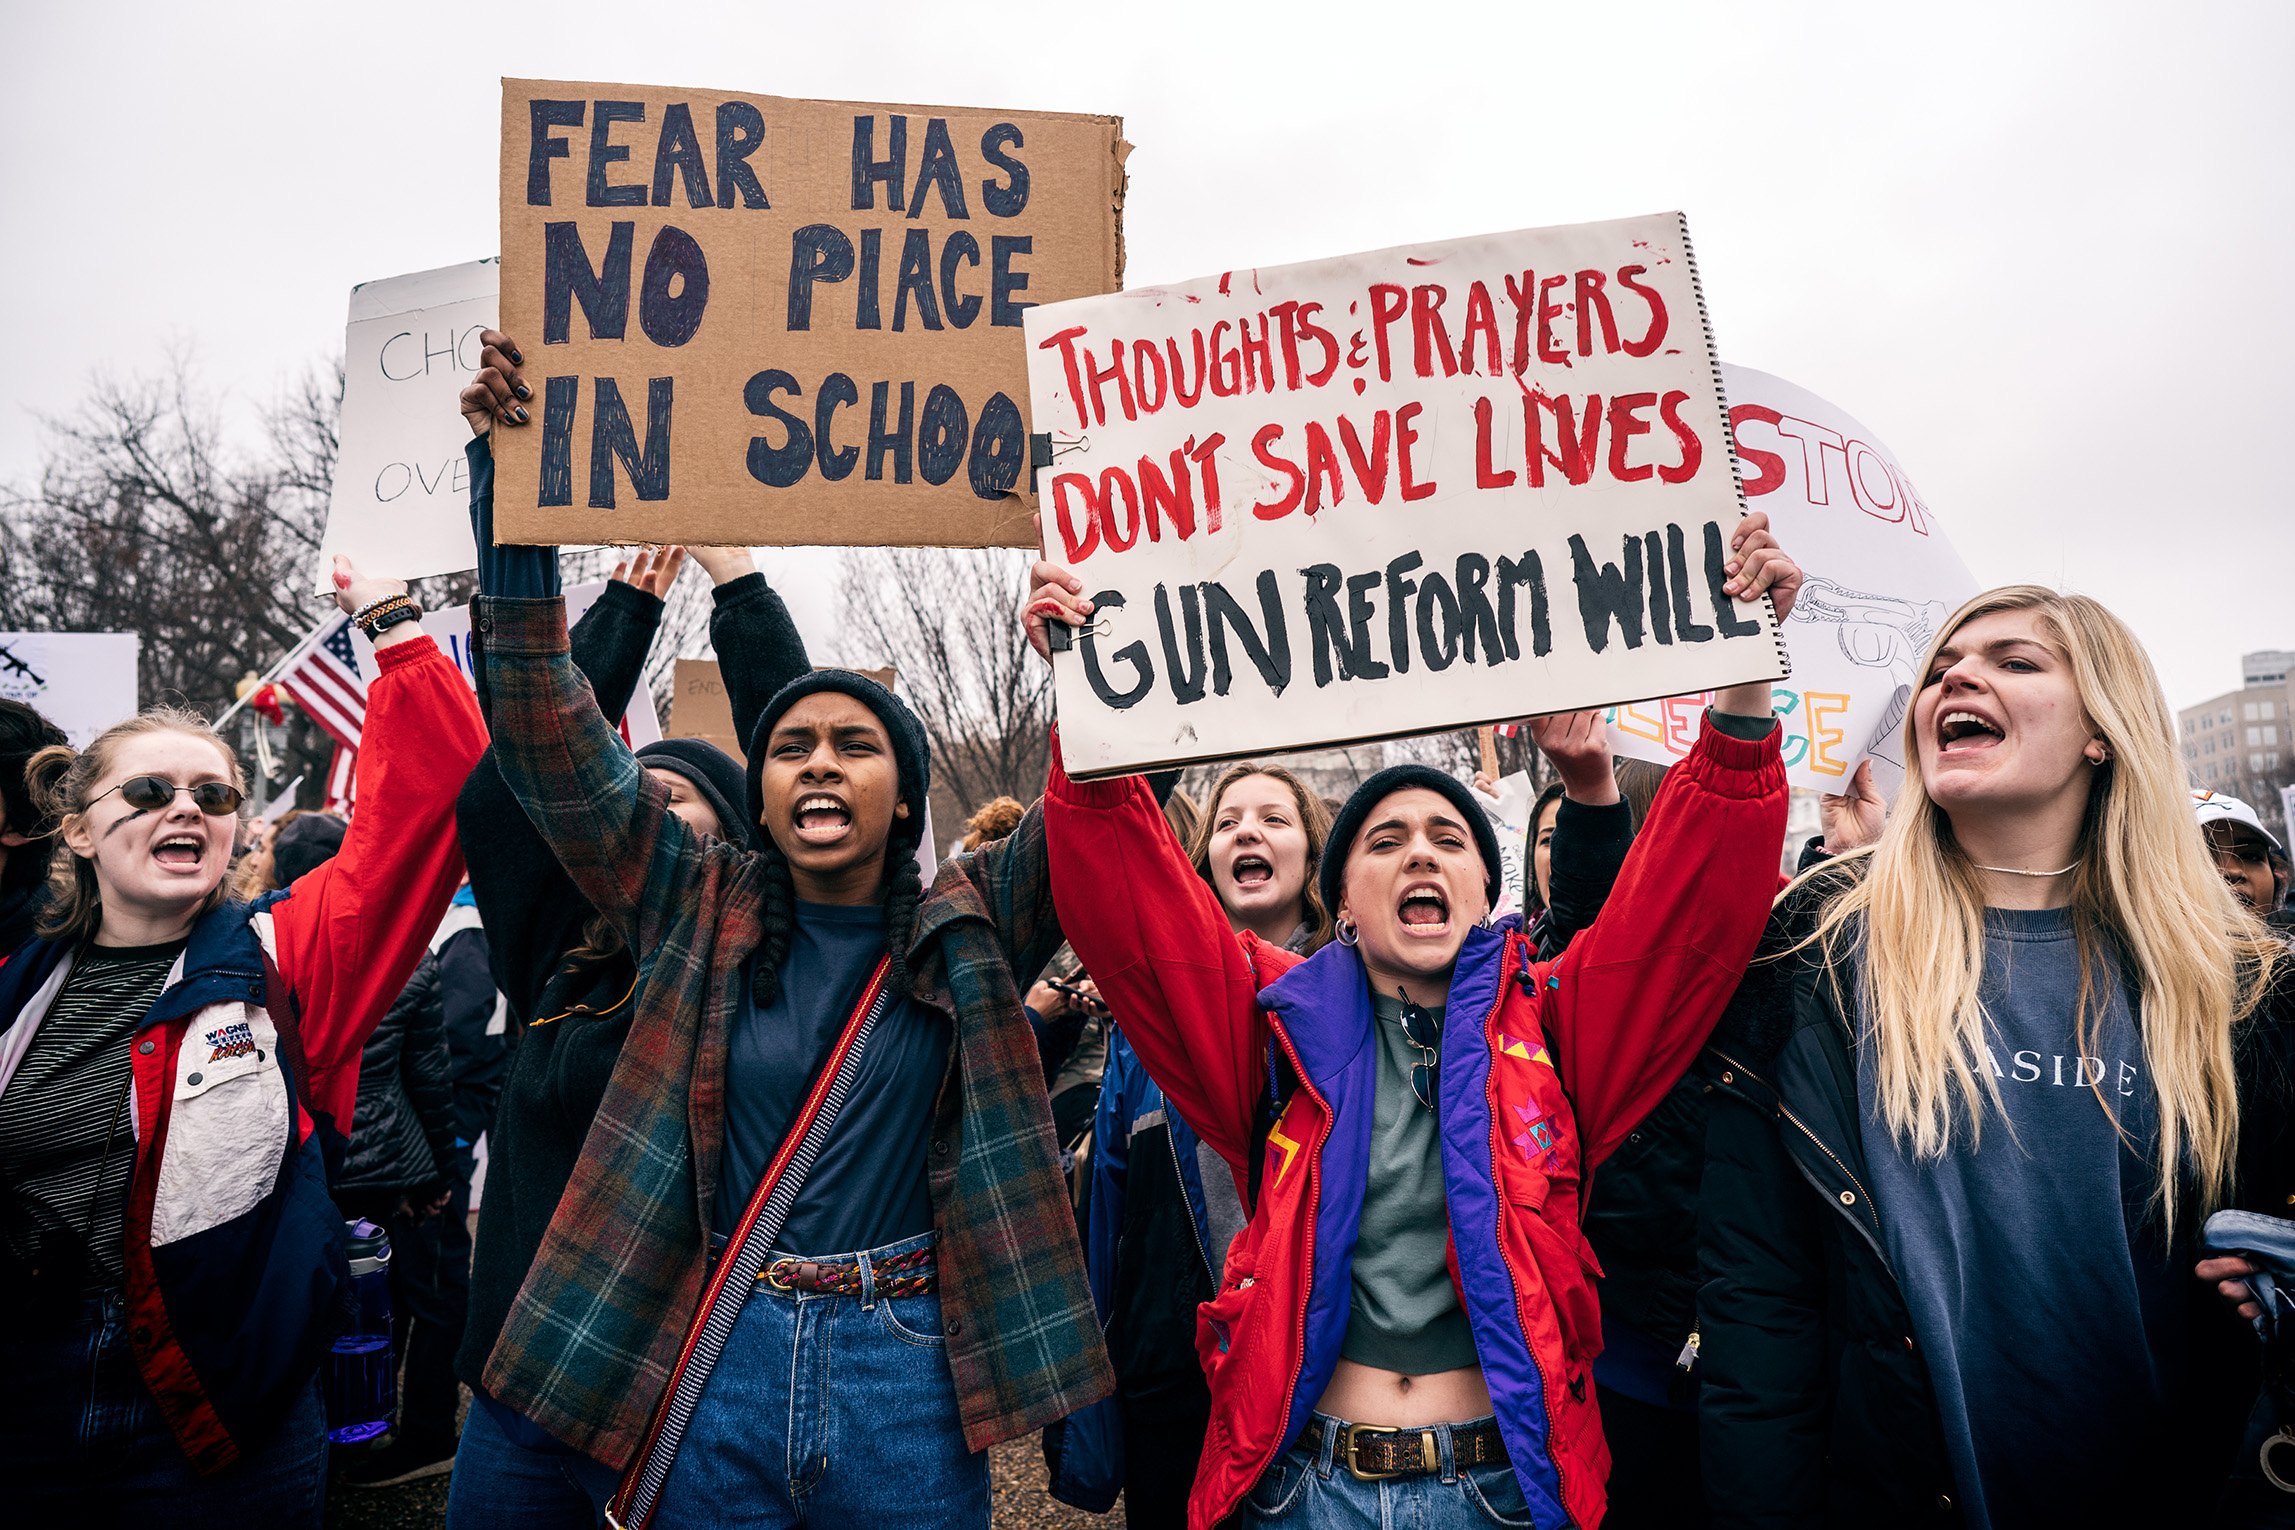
[792,793,854,846]
[1230,854,1274,890]
[1937,707,2005,756]
[153,833,207,873]
[1396,881,1451,938]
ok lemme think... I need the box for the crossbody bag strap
[608,952,896,1530]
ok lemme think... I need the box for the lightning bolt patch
[1266,1102,1304,1188]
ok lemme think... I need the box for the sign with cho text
[315,260,499,591]
[493,78,1125,550]
[1026,212,1785,777]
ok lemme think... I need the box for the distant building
[2180,649,2293,839]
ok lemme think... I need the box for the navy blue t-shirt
[716,901,951,1257]
[1859,906,2185,1529]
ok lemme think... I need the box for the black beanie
[272,812,347,887]
[1319,764,1503,920]
[636,739,755,850]
[744,671,931,859]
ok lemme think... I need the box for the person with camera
[0,558,486,1524]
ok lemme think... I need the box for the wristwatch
[361,603,424,638]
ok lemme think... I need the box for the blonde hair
[1796,585,2279,1230]
[1185,764,1335,953]
[27,707,246,945]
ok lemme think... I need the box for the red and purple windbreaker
[1045,723,1784,1529]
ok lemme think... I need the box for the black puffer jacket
[456,571,809,1392]
[1697,874,2295,1528]
[337,953,459,1193]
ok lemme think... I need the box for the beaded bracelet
[353,594,421,637]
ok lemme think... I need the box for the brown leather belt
[1299,1417,1509,1482]
[756,1246,935,1299]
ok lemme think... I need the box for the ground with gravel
[325,1427,1124,1528]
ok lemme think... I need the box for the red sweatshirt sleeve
[268,636,489,1130]
[1544,722,1786,1169]
[1043,729,1292,1170]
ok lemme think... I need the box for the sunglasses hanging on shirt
[1398,991,1442,1113]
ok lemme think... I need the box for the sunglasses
[93,775,245,817]
[1399,994,1442,1113]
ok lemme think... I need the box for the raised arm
[457,329,714,955]
[1043,731,1288,1171]
[266,567,488,1127]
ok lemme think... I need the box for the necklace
[1973,860,2081,877]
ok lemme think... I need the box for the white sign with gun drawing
[1603,363,1977,796]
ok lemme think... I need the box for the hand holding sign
[460,330,533,437]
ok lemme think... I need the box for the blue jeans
[0,1290,328,1527]
[1240,1413,1534,1528]
[653,1230,990,1529]
[444,1392,622,1529]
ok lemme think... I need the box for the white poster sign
[1603,364,1979,796]
[1023,212,1784,778]
[315,260,500,592]
[346,581,661,745]
[0,633,140,747]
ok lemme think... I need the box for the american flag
[281,615,367,751]
[323,742,358,815]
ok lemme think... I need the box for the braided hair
[748,830,926,1007]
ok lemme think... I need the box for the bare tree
[838,547,1050,845]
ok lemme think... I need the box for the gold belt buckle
[761,1258,796,1291]
[1341,1423,1437,1482]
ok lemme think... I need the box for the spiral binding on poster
[1673,210,1792,684]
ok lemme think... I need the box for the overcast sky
[3,1,2287,710]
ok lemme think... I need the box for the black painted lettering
[1080,590,1154,708]
[1416,572,1461,671]
[542,221,632,344]
[1704,521,1763,637]
[866,380,914,483]
[1156,583,1208,705]
[1345,571,1391,680]
[1569,534,1645,654]
[1496,552,1550,660]
[651,104,713,207]
[1667,524,1712,642]
[587,101,648,207]
[527,100,584,206]
[851,114,907,210]
[916,384,968,487]
[714,102,769,209]
[1456,553,1500,664]
[588,376,672,507]
[744,370,811,488]
[538,376,578,505]
[1384,553,1422,675]
[908,118,969,218]
[815,373,859,482]
[786,225,854,331]
[980,123,1029,217]
[1302,564,1351,687]
[1204,572,1291,697]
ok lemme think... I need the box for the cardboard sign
[1025,212,1785,778]
[0,633,140,749]
[493,79,1126,550]
[1603,363,1978,796]
[316,261,500,591]
[670,658,741,756]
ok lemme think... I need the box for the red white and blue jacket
[0,636,486,1474]
[1045,723,1785,1529]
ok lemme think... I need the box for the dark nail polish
[515,382,532,400]
[507,348,524,366]
[513,406,530,424]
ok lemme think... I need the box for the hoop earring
[1335,917,1359,947]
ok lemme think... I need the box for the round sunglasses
[92,775,245,817]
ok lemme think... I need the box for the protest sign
[315,260,499,591]
[0,633,140,748]
[492,79,1126,550]
[1024,211,1786,778]
[1601,363,1978,795]
[670,658,740,756]
[346,581,662,744]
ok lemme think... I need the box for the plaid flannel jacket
[473,596,1112,1466]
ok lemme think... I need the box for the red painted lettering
[1237,313,1273,393]
[1132,339,1168,413]
[1502,271,1535,376]
[1051,472,1100,561]
[1474,396,1517,489]
[1657,390,1701,484]
[1606,392,1657,482]
[1727,403,1785,495]
[1208,321,1242,397]
[1616,266,1668,357]
[1337,412,1390,504]
[1410,284,1458,378]
[1537,275,1571,366]
[1368,283,1409,382]
[1168,330,1209,408]
[1458,282,1502,375]
[1037,326,1092,430]
[1396,402,1436,502]
[1302,421,1345,514]
[1188,431,1227,532]
[1251,423,1305,520]
[1097,465,1140,550]
[1575,269,1620,356]
[1139,450,1194,540]
[1085,339,1136,426]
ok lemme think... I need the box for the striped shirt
[0,941,183,1291]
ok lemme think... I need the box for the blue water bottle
[326,1218,394,1444]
